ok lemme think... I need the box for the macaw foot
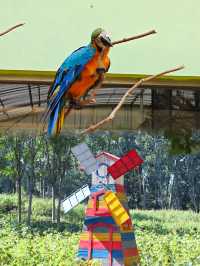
[80,97,96,105]
[69,97,96,109]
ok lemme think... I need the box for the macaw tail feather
[47,100,65,136]
[57,106,65,134]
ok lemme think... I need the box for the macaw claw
[69,97,96,109]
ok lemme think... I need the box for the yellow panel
[104,191,130,226]
[87,199,108,209]
[80,232,121,241]
[106,193,115,203]
[114,207,124,216]
[108,201,119,210]
[87,194,127,209]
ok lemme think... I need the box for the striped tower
[77,152,140,266]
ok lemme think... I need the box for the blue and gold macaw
[45,28,112,136]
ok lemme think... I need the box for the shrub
[31,197,52,217]
[0,194,18,213]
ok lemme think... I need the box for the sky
[0,0,200,76]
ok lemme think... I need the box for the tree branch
[0,23,25,37]
[112,29,156,46]
[81,65,185,134]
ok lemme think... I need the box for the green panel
[0,0,199,76]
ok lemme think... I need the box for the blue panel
[77,249,88,258]
[78,249,123,259]
[92,250,123,259]
[85,216,115,225]
[122,239,137,249]
[90,184,116,193]
[121,232,135,241]
[112,250,124,259]
[92,249,109,258]
[90,184,106,192]
[92,226,118,233]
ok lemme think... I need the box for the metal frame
[0,70,200,131]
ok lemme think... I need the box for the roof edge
[96,151,119,161]
[0,69,200,87]
[0,69,200,80]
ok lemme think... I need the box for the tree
[24,136,37,225]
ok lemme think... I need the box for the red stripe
[86,208,111,216]
[90,189,108,216]
[91,189,105,198]
[86,222,116,266]
[109,224,113,266]
[115,184,125,192]
[79,240,122,250]
[124,248,139,257]
[88,222,114,230]
[121,218,132,231]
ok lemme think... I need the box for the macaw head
[91,28,112,49]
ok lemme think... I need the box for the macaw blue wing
[48,46,93,100]
[45,44,96,135]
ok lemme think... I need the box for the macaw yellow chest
[68,49,110,99]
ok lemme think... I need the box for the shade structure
[0,70,200,133]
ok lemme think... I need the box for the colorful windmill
[62,143,143,266]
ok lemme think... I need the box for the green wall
[0,0,199,76]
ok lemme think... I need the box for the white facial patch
[99,31,111,40]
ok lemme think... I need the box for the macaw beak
[100,32,113,47]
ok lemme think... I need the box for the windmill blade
[62,184,91,213]
[71,143,98,175]
[104,190,130,226]
[107,149,143,180]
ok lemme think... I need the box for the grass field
[0,194,200,266]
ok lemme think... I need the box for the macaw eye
[100,36,112,46]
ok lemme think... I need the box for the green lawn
[0,195,200,266]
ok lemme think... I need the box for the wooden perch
[0,23,25,37]
[81,65,185,134]
[112,30,156,46]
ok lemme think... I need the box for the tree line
[0,131,200,225]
